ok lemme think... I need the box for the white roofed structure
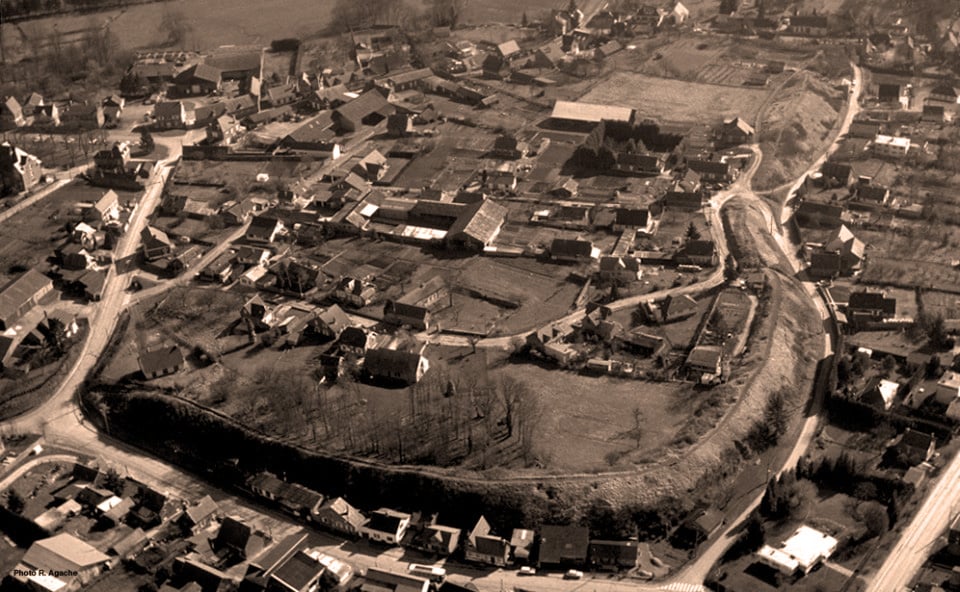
[756,525,838,576]
[550,100,635,125]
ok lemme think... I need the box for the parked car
[563,570,583,580]
[518,567,536,576]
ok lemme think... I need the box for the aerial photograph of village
[3,0,960,590]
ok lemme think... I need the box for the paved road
[7,156,173,438]
[0,57,856,592]
[867,451,960,592]
[778,63,863,226]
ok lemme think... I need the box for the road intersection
[4,57,939,592]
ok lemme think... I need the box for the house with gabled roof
[138,344,184,379]
[787,14,829,36]
[490,134,528,160]
[660,294,698,323]
[173,63,222,96]
[360,508,412,545]
[620,330,669,358]
[928,83,959,104]
[446,199,507,251]
[549,100,634,130]
[589,540,639,571]
[214,516,266,560]
[847,290,896,323]
[278,483,325,518]
[463,516,510,567]
[246,215,284,243]
[612,207,654,233]
[206,114,241,145]
[338,326,378,357]
[385,67,435,91]
[510,528,535,563]
[0,142,42,196]
[662,191,704,211]
[383,276,449,330]
[362,567,429,592]
[861,376,899,411]
[141,226,174,261]
[333,277,376,309]
[352,149,389,181]
[1,96,26,129]
[890,428,937,466]
[422,523,461,556]
[83,190,120,227]
[313,497,367,537]
[332,89,394,133]
[154,100,189,129]
[0,269,54,332]
[686,344,723,380]
[848,120,882,139]
[687,159,733,184]
[60,102,104,129]
[550,238,597,263]
[179,495,219,534]
[282,111,340,154]
[823,224,865,272]
[820,161,855,188]
[107,526,148,565]
[717,117,755,147]
[12,533,110,590]
[497,39,521,60]
[364,347,430,385]
[597,255,642,283]
[676,239,717,267]
[538,525,590,568]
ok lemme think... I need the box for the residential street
[0,57,868,592]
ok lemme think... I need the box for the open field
[494,360,703,473]
[2,0,418,60]
[578,71,769,126]
[858,225,960,293]
[921,291,960,322]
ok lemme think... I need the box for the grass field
[858,225,960,293]
[921,291,960,321]
[497,361,702,472]
[4,0,385,59]
[578,71,769,126]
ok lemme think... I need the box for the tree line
[4,0,139,21]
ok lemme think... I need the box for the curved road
[0,61,864,592]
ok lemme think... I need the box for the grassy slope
[753,72,845,191]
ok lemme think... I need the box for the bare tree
[632,406,643,449]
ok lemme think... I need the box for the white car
[518,566,536,576]
[563,570,583,580]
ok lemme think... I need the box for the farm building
[332,90,395,133]
[548,100,635,131]
[0,269,54,331]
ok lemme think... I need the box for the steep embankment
[753,72,846,191]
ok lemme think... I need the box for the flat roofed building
[549,100,634,127]
[756,525,838,576]
[872,134,910,157]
